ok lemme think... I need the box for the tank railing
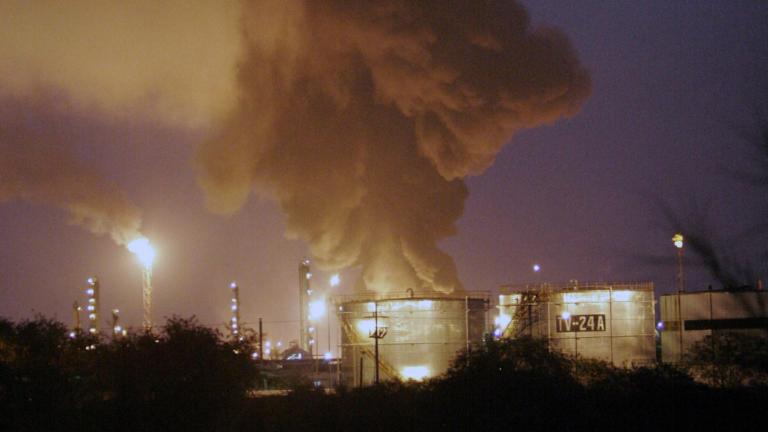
[332,290,490,304]
[500,281,654,294]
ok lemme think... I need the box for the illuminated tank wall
[337,293,489,386]
[496,282,655,367]
[660,289,768,363]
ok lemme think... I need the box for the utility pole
[369,301,388,385]
[72,301,82,332]
[258,317,264,363]
[673,233,685,361]
[111,309,124,337]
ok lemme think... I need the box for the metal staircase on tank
[502,290,548,338]
[340,314,400,381]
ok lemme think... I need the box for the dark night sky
[1,1,767,348]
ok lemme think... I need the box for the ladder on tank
[340,315,399,381]
[502,291,547,338]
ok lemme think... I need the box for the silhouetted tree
[685,332,768,387]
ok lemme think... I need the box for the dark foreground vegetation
[1,316,766,431]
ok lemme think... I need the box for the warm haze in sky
[1,1,767,347]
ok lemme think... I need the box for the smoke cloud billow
[0,0,240,128]
[0,99,142,245]
[197,0,591,293]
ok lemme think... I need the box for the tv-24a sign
[556,314,606,332]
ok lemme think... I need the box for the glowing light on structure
[561,311,571,320]
[111,309,122,337]
[494,313,511,338]
[229,281,241,337]
[309,299,326,320]
[563,291,610,304]
[85,277,99,334]
[329,274,340,287]
[672,233,684,249]
[612,290,633,302]
[673,233,685,293]
[323,351,333,361]
[386,300,434,311]
[533,263,541,272]
[401,365,430,381]
[494,313,511,329]
[127,237,156,331]
[356,319,376,335]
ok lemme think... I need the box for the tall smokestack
[196,0,591,294]
[298,259,312,352]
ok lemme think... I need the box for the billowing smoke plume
[0,98,142,245]
[0,0,240,127]
[198,0,592,294]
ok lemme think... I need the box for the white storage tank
[336,292,489,386]
[660,288,768,363]
[496,281,656,367]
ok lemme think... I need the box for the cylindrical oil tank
[497,282,655,367]
[336,293,488,386]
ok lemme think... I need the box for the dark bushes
[1,317,766,431]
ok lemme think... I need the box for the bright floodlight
[494,313,511,329]
[401,365,430,381]
[672,233,684,249]
[127,237,156,268]
[323,351,333,361]
[309,299,326,320]
[532,263,541,272]
[329,274,341,287]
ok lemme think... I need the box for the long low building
[497,281,656,367]
[659,288,768,363]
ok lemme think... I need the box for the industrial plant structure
[85,277,100,334]
[496,281,656,367]
[660,288,768,363]
[335,291,489,386]
[298,259,314,354]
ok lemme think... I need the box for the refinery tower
[298,259,313,353]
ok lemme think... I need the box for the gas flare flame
[127,237,156,268]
